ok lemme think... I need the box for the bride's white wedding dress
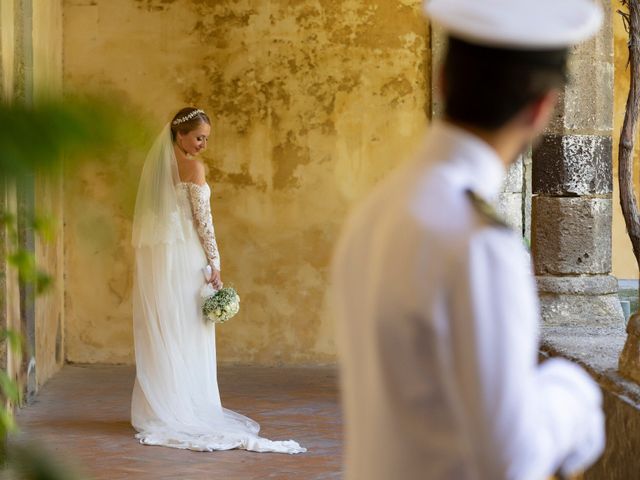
[130,124,305,454]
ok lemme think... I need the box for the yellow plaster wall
[614,3,640,280]
[0,0,24,389]
[34,177,65,385]
[33,0,65,385]
[0,0,15,99]
[63,0,429,364]
[0,0,65,386]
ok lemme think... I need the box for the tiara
[172,109,205,126]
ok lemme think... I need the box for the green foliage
[29,215,56,244]
[7,249,51,295]
[0,409,16,436]
[0,96,147,181]
[0,329,23,440]
[0,371,21,406]
[0,95,146,478]
[0,327,22,439]
[0,200,53,294]
[6,443,83,480]
[0,331,21,358]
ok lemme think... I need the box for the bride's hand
[210,268,223,290]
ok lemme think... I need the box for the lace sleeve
[185,183,221,271]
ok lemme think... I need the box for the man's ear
[523,89,559,133]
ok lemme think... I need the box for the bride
[130,107,305,454]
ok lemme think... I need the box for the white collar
[425,120,507,201]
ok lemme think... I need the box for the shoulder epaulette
[465,189,510,229]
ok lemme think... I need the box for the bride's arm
[185,177,221,274]
[187,184,221,270]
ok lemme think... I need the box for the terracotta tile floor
[13,365,342,480]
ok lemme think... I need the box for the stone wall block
[496,192,523,233]
[537,274,619,295]
[523,148,532,242]
[546,2,613,135]
[430,24,446,118]
[564,58,614,133]
[532,134,613,195]
[532,196,612,275]
[539,292,624,326]
[502,155,523,193]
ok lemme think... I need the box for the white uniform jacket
[332,121,604,480]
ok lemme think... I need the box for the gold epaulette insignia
[465,189,510,229]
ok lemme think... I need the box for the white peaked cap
[424,0,603,50]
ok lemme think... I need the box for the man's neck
[446,120,526,168]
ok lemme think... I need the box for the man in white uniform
[332,1,606,479]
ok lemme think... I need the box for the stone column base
[537,275,625,326]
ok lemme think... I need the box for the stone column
[532,1,623,326]
[11,0,38,401]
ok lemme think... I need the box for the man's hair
[442,36,569,129]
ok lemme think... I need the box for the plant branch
[619,0,640,274]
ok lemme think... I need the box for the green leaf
[0,95,149,183]
[0,371,21,403]
[31,214,57,242]
[0,210,16,226]
[8,249,36,274]
[0,408,16,434]
[35,271,54,294]
[4,329,23,355]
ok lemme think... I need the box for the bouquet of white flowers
[200,282,240,324]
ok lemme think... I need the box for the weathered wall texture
[63,0,429,364]
[33,0,65,386]
[33,0,64,385]
[34,177,65,385]
[0,0,15,99]
[33,0,62,96]
[0,0,17,381]
[613,3,640,280]
[0,0,65,388]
